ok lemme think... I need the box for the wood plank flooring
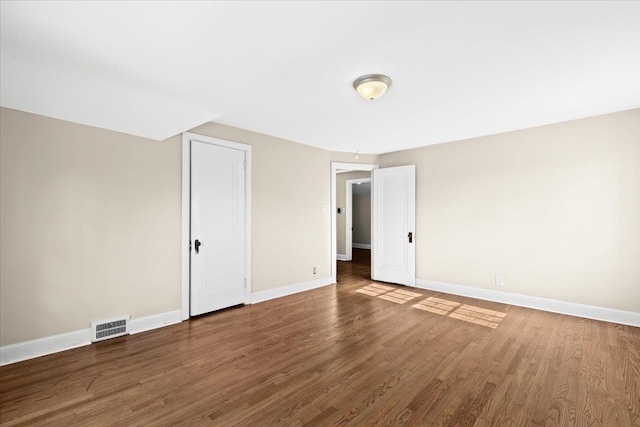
[1,249,639,426]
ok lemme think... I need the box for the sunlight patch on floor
[413,297,506,328]
[356,285,422,304]
[412,296,460,315]
[355,287,506,328]
[356,284,394,297]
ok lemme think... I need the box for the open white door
[190,140,246,316]
[372,165,416,286]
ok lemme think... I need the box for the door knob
[194,239,202,254]
[408,232,413,243]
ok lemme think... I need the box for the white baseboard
[129,309,182,335]
[0,329,91,367]
[336,254,347,261]
[415,279,640,327]
[252,276,334,304]
[352,243,371,250]
[1,309,183,366]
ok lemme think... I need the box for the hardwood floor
[1,249,639,426]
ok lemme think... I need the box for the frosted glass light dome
[353,74,392,100]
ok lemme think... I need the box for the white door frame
[345,177,371,261]
[331,162,378,283]
[181,132,252,320]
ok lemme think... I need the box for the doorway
[331,162,378,283]
[331,162,416,288]
[345,177,371,262]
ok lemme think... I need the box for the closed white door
[372,165,416,286]
[190,140,246,316]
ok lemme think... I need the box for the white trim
[181,135,191,320]
[331,162,378,283]
[129,309,182,335]
[0,309,184,366]
[352,243,371,250]
[415,279,640,327]
[181,132,253,318]
[336,254,348,261]
[251,277,334,304]
[0,329,90,366]
[346,179,352,262]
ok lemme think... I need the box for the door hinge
[244,278,247,288]
[243,159,247,169]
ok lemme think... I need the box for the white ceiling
[1,1,639,154]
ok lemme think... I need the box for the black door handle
[408,232,413,243]
[194,239,202,254]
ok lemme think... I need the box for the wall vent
[91,316,130,343]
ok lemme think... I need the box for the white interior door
[372,165,416,286]
[190,140,246,316]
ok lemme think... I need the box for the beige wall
[336,171,371,255]
[0,109,333,346]
[353,191,371,245]
[0,108,182,345]
[380,109,640,312]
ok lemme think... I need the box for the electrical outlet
[495,275,504,287]
[313,267,317,275]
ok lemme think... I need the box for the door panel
[372,165,416,286]
[190,140,245,315]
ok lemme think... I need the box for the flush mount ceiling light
[353,74,392,100]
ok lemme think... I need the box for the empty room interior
[1,2,639,426]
